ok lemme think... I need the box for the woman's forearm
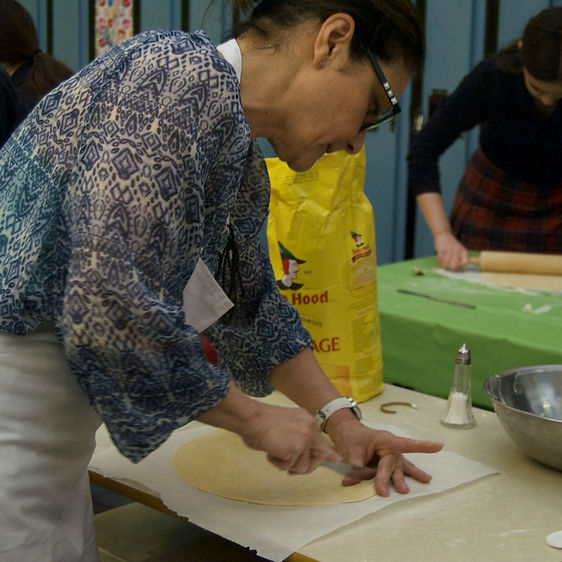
[268,347,340,413]
[268,347,358,431]
[416,192,452,238]
[196,382,260,433]
[416,192,469,270]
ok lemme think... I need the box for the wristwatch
[315,396,362,432]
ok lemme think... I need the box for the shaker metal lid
[455,343,471,364]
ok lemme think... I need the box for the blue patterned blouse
[0,30,311,462]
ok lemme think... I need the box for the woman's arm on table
[269,347,444,496]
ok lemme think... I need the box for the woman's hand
[197,384,341,475]
[240,402,342,474]
[416,193,470,271]
[326,411,444,497]
[269,348,443,493]
[434,232,470,271]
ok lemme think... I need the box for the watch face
[345,397,362,421]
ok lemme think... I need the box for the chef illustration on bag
[276,241,306,291]
[351,231,364,247]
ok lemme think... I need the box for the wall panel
[139,0,174,32]
[497,0,551,47]
[51,0,81,71]
[14,0,560,265]
[412,0,481,259]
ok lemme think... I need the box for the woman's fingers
[259,407,342,475]
[402,457,433,483]
[287,452,312,475]
[269,444,339,475]
[377,433,443,455]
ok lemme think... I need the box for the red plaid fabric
[450,148,562,253]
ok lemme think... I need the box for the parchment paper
[90,422,497,561]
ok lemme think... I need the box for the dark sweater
[408,53,562,196]
[0,65,27,147]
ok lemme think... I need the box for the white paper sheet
[90,423,497,561]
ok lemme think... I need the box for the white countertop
[296,383,562,562]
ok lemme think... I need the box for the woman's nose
[344,131,367,155]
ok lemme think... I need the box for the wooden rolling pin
[469,251,562,276]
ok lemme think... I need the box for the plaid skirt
[450,148,562,253]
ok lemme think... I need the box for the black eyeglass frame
[361,50,402,131]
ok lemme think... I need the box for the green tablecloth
[377,256,562,409]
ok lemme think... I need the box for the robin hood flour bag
[266,149,383,402]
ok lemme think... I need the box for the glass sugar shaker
[440,343,476,428]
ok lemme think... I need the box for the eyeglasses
[361,50,402,131]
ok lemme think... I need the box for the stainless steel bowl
[483,365,562,471]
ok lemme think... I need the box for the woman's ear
[313,13,355,69]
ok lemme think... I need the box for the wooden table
[91,384,562,561]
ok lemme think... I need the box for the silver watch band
[315,396,362,432]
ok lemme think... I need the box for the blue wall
[17,0,562,264]
[18,0,233,71]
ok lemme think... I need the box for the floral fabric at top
[95,0,134,57]
[0,30,311,462]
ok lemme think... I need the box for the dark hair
[521,7,562,81]
[226,0,424,75]
[0,0,74,104]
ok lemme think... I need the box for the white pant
[0,325,101,561]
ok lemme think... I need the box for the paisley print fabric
[0,30,311,462]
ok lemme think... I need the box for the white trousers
[0,324,102,561]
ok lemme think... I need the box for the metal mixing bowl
[483,365,562,471]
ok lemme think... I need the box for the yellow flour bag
[266,149,383,402]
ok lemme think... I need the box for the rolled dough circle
[172,429,375,506]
